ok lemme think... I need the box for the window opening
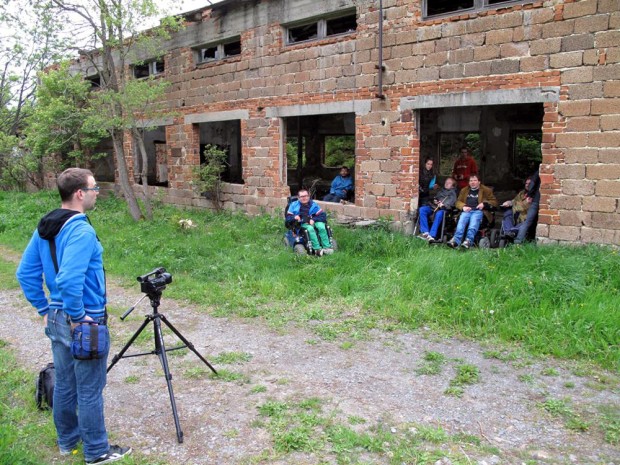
[425,0,534,18]
[197,39,241,64]
[133,59,164,79]
[326,14,357,37]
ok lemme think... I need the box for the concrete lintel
[184,109,250,124]
[400,87,561,110]
[265,100,372,118]
[136,117,174,128]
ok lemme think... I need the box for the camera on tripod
[137,267,172,294]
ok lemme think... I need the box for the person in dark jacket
[287,189,333,255]
[418,177,457,242]
[16,168,132,464]
[418,157,437,205]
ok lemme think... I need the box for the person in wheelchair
[417,177,457,243]
[500,177,532,241]
[447,174,497,249]
[286,189,334,255]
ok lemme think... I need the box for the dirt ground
[0,264,618,465]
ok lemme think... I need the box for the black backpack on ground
[35,362,55,410]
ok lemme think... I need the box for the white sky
[163,0,226,16]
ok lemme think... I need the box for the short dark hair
[57,168,93,201]
[297,189,309,197]
[468,174,480,181]
[424,157,433,163]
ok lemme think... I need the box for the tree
[38,0,182,220]
[0,1,67,189]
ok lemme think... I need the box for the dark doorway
[198,120,243,184]
[284,113,355,199]
[419,103,543,202]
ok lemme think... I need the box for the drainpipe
[376,0,386,100]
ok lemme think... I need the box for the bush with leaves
[192,144,228,210]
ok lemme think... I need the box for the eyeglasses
[81,185,100,192]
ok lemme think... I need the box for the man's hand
[309,219,315,226]
[502,200,512,208]
[463,206,472,212]
[476,202,485,210]
[71,315,94,329]
[294,215,301,221]
[43,314,48,326]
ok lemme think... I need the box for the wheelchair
[413,206,459,245]
[283,196,337,256]
[497,206,537,248]
[448,208,499,249]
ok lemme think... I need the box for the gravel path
[0,249,618,464]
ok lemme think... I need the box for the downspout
[376,0,385,100]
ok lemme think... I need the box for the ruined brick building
[86,0,620,245]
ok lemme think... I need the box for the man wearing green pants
[286,189,333,255]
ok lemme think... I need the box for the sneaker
[316,249,324,257]
[323,248,334,255]
[447,239,458,248]
[86,445,132,465]
[426,236,436,242]
[461,239,472,249]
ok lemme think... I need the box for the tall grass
[1,190,618,370]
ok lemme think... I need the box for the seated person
[514,170,541,244]
[418,177,457,242]
[500,177,532,240]
[323,166,353,203]
[447,174,497,249]
[418,157,438,205]
[287,189,333,255]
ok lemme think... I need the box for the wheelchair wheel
[330,238,338,251]
[293,244,306,255]
[283,236,291,247]
[490,229,499,248]
[479,237,491,249]
[498,238,507,249]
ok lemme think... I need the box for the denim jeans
[302,222,331,250]
[453,209,483,245]
[46,309,109,461]
[515,191,540,243]
[419,205,445,239]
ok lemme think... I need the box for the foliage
[324,135,355,168]
[514,133,542,180]
[0,191,619,371]
[25,62,108,169]
[192,144,227,209]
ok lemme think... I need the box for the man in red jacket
[452,147,478,190]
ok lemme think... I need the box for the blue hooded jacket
[329,175,353,199]
[286,199,327,223]
[16,209,106,323]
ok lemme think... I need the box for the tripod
[107,286,217,443]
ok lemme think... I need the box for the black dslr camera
[137,267,172,294]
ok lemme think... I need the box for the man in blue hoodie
[322,166,353,203]
[286,189,333,255]
[16,168,131,465]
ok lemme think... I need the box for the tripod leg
[153,317,184,444]
[107,315,153,373]
[159,314,218,374]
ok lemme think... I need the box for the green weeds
[1,191,618,370]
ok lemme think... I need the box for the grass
[0,190,617,371]
[253,396,496,463]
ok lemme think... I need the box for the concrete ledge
[185,110,250,124]
[400,87,561,110]
[265,100,372,118]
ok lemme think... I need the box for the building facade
[91,0,620,245]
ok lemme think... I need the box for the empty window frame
[424,0,533,18]
[196,38,241,64]
[133,59,164,79]
[286,10,357,45]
